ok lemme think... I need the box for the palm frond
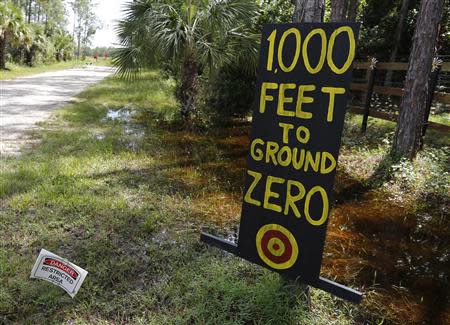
[113,0,189,77]
[113,0,260,77]
[194,0,259,70]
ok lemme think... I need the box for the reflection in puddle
[226,227,239,244]
[95,133,105,141]
[104,107,133,122]
[102,107,146,151]
[124,125,145,138]
[152,228,177,247]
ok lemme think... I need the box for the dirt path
[0,66,114,156]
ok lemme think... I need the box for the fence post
[361,57,377,133]
[421,57,442,144]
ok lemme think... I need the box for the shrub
[199,65,257,122]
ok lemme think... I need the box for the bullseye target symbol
[256,224,299,270]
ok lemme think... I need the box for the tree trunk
[37,2,41,23]
[292,0,324,22]
[346,0,360,21]
[44,14,48,33]
[25,48,34,67]
[331,0,360,22]
[179,54,199,118]
[385,0,411,85]
[77,30,81,59]
[72,9,76,39]
[391,0,444,159]
[331,0,348,22]
[0,37,6,70]
[27,0,32,23]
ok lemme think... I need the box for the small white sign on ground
[30,249,88,298]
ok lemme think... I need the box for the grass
[428,111,450,125]
[0,58,112,80]
[1,71,449,324]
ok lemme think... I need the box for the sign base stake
[200,232,363,304]
[200,232,239,255]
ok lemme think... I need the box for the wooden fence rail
[350,59,450,134]
[350,83,450,104]
[353,61,450,71]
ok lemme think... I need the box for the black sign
[237,22,360,282]
[201,22,362,303]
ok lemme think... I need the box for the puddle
[225,226,239,244]
[324,176,450,324]
[124,125,145,138]
[151,229,177,247]
[126,139,140,152]
[94,133,105,141]
[202,226,239,246]
[123,125,146,152]
[104,106,133,122]
[102,107,147,151]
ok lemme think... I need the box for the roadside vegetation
[1,0,102,78]
[1,71,448,324]
[0,58,110,80]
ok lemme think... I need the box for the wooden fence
[349,59,450,134]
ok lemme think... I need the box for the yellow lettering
[304,186,329,226]
[302,28,327,74]
[244,170,262,207]
[321,87,346,122]
[327,26,356,74]
[264,176,285,213]
[320,152,337,174]
[277,83,296,117]
[296,85,315,119]
[278,28,301,73]
[260,82,278,113]
[278,122,294,144]
[266,141,279,165]
[277,146,292,167]
[292,148,305,170]
[304,151,320,172]
[266,30,277,71]
[284,180,306,217]
[250,138,264,161]
[295,126,310,144]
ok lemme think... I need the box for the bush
[194,0,295,125]
[200,65,257,121]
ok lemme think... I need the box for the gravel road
[0,65,114,155]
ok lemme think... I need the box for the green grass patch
[429,111,450,125]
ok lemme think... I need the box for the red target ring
[261,230,292,264]
[256,224,299,270]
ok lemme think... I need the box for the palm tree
[113,0,259,118]
[54,31,75,62]
[0,1,25,70]
[23,24,48,67]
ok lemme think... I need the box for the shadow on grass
[334,153,397,204]
[0,167,42,198]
